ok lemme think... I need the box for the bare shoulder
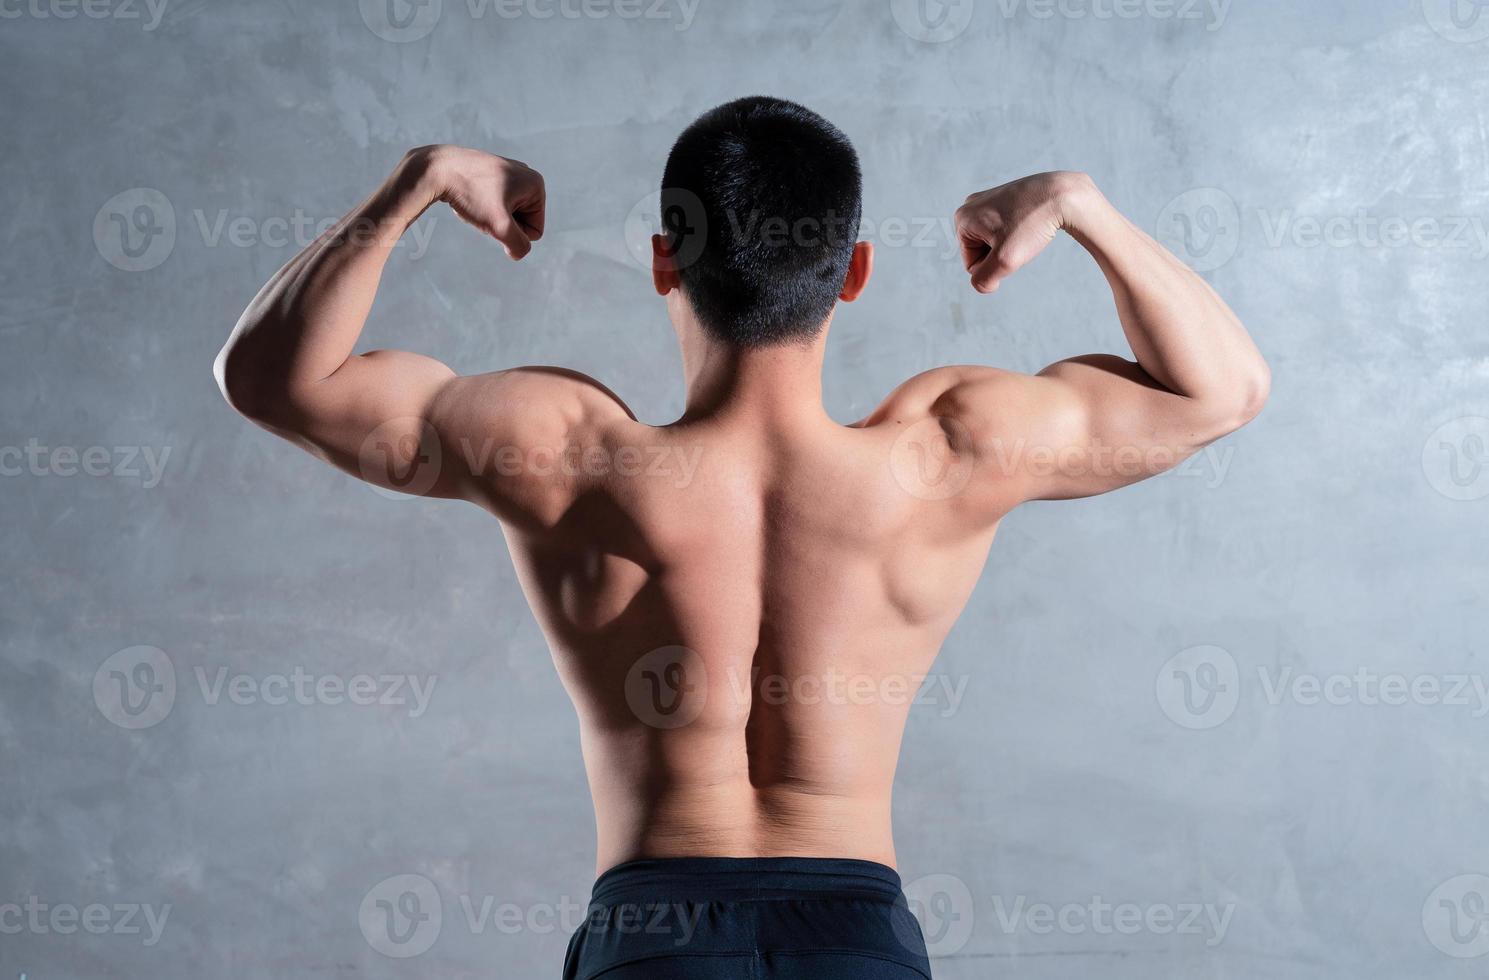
[855,364,1090,519]
[460,365,633,421]
[427,365,639,524]
[434,365,635,444]
[857,364,1058,439]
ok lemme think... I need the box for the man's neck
[677,325,832,427]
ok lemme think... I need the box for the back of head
[660,96,863,348]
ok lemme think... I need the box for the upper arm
[955,356,1216,503]
[884,356,1257,514]
[234,348,632,520]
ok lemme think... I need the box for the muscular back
[216,149,1267,875]
[472,372,1000,871]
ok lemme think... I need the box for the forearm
[214,148,444,416]
[1060,178,1269,414]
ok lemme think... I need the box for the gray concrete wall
[3,1,1487,976]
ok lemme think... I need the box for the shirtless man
[215,97,1268,979]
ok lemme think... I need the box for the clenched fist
[414,144,546,260]
[954,171,1096,293]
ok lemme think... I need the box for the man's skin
[215,144,1269,875]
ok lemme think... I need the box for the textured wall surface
[3,1,1488,977]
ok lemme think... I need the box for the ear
[652,234,681,296]
[838,241,874,302]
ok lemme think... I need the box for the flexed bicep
[944,171,1269,507]
[908,355,1238,514]
[1008,356,1217,502]
[261,348,468,500]
[215,145,579,508]
[273,359,634,520]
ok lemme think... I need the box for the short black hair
[660,96,863,347]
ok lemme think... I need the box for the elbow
[1232,360,1271,427]
[1210,360,1271,436]
[213,343,281,424]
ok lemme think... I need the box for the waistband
[590,856,905,907]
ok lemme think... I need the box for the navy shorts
[562,856,933,979]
